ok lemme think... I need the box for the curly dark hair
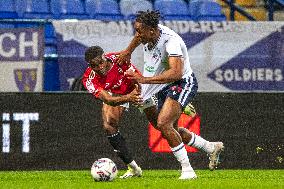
[84,46,104,63]
[135,10,160,28]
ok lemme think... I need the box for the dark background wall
[0,92,283,170]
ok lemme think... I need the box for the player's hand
[126,70,147,84]
[127,85,143,105]
[134,83,141,94]
[117,50,131,66]
[117,34,142,65]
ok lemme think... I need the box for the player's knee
[155,121,164,131]
[156,122,172,137]
[102,118,119,133]
[156,118,170,129]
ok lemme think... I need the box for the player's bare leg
[102,104,142,178]
[102,104,123,134]
[156,98,196,180]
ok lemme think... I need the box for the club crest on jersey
[109,54,117,60]
[151,49,161,64]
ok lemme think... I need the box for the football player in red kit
[82,46,143,179]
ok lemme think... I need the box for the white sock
[188,132,214,154]
[171,143,193,171]
[128,160,139,170]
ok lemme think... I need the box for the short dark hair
[135,10,160,28]
[84,46,104,63]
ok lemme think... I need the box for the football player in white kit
[118,10,224,179]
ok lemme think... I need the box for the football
[91,158,118,181]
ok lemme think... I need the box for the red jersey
[82,53,140,98]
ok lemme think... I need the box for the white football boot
[179,170,197,180]
[119,166,142,179]
[179,165,197,180]
[208,142,225,171]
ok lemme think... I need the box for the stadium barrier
[1,21,283,92]
[0,92,283,170]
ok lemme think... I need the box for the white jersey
[141,24,193,100]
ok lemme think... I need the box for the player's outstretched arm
[98,88,142,106]
[117,34,142,65]
[126,56,183,84]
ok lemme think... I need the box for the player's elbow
[176,72,183,80]
[172,70,183,81]
[166,73,182,83]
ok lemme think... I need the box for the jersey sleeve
[82,68,103,98]
[165,37,183,57]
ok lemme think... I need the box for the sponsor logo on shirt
[86,81,96,93]
[145,65,155,73]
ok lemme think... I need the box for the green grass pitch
[0,170,283,189]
